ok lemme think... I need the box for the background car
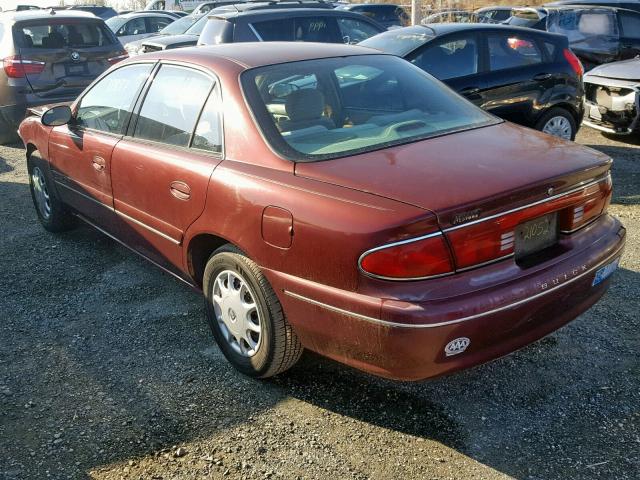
[334,3,409,29]
[582,58,640,134]
[105,12,176,46]
[361,24,585,140]
[475,6,514,23]
[64,5,119,20]
[190,0,251,15]
[18,43,623,381]
[138,1,341,53]
[0,9,126,144]
[504,6,640,69]
[124,12,206,56]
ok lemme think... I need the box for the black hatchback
[361,24,585,140]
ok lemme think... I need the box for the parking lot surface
[0,127,638,480]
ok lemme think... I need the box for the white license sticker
[592,258,619,286]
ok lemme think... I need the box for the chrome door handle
[170,181,191,201]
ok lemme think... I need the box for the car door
[406,33,485,105]
[110,63,223,273]
[479,32,551,125]
[48,63,154,229]
[618,10,640,59]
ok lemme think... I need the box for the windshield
[242,55,496,162]
[105,16,127,32]
[359,26,434,56]
[160,14,204,35]
[185,15,208,35]
[547,9,619,55]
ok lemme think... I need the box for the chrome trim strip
[559,216,602,235]
[443,175,610,233]
[115,210,181,246]
[75,214,195,288]
[284,246,623,329]
[455,253,514,272]
[54,180,115,211]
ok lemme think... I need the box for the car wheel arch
[538,102,581,125]
[186,232,235,288]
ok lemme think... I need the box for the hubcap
[542,116,572,140]
[211,270,262,357]
[31,167,51,219]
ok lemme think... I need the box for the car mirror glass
[42,105,72,127]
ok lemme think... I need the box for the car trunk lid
[295,122,611,228]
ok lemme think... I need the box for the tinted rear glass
[242,55,496,161]
[16,21,115,49]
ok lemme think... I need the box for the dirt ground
[0,126,638,480]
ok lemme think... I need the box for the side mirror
[42,105,72,127]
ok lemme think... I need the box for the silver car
[105,12,175,46]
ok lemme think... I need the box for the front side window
[148,16,172,33]
[134,65,213,147]
[337,18,381,44]
[118,18,147,36]
[488,34,543,71]
[242,55,496,161]
[410,36,478,80]
[75,63,153,134]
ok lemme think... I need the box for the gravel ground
[0,127,638,480]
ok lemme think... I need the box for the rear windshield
[242,55,496,162]
[15,21,116,49]
[359,26,435,56]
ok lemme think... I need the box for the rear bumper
[267,215,626,381]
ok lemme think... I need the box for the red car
[19,43,625,381]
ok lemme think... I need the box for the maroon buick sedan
[19,43,625,381]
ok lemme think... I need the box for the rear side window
[620,12,640,39]
[411,36,479,80]
[118,18,147,36]
[192,84,223,153]
[252,17,340,42]
[337,18,381,44]
[147,16,172,33]
[75,64,153,134]
[16,21,115,48]
[134,65,213,147]
[488,34,543,71]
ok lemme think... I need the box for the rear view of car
[0,11,126,143]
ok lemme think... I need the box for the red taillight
[563,48,583,78]
[447,175,612,269]
[359,233,454,280]
[3,55,45,78]
[107,52,128,65]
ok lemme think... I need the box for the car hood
[141,34,199,48]
[295,122,611,226]
[585,58,640,81]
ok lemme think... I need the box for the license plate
[65,63,89,76]
[589,105,602,121]
[515,213,558,259]
[592,258,619,286]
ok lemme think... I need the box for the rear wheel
[27,153,75,232]
[536,107,577,141]
[203,245,303,378]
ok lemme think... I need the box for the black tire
[203,244,303,378]
[535,107,578,141]
[27,152,76,232]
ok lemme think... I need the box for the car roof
[116,11,176,19]
[517,4,635,12]
[418,22,552,35]
[475,6,514,12]
[0,9,98,23]
[137,41,382,69]
[211,7,370,19]
[211,0,333,12]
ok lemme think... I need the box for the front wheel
[535,107,577,141]
[203,245,303,378]
[27,153,75,232]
